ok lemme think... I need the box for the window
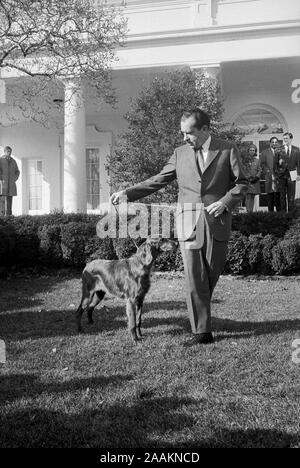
[234,108,284,135]
[86,148,100,211]
[28,160,43,212]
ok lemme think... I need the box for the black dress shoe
[183,333,214,347]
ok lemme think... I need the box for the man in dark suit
[0,146,20,216]
[274,146,290,212]
[283,132,300,211]
[110,108,248,346]
[260,137,281,212]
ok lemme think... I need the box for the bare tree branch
[0,0,127,126]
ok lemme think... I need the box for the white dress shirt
[285,145,292,156]
[201,135,211,164]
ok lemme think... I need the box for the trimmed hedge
[232,212,295,238]
[0,208,299,275]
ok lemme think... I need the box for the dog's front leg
[136,297,144,339]
[126,299,138,344]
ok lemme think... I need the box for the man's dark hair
[181,108,211,130]
[4,146,12,152]
[270,137,279,143]
[283,132,293,139]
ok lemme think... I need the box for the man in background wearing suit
[0,146,20,216]
[110,108,248,346]
[260,137,281,212]
[282,132,300,211]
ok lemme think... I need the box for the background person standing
[243,144,261,213]
[282,132,300,211]
[274,145,290,212]
[260,137,280,212]
[0,146,20,216]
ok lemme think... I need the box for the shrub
[155,247,178,272]
[271,214,300,275]
[60,222,96,267]
[38,225,63,266]
[226,232,250,274]
[113,237,144,260]
[0,211,299,276]
[12,220,40,266]
[283,218,300,242]
[175,248,184,272]
[271,239,300,275]
[261,234,278,275]
[232,212,293,238]
[248,234,265,273]
[0,225,16,266]
[85,237,117,263]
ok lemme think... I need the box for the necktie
[195,147,205,174]
[286,146,290,157]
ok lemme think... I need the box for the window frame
[27,159,43,215]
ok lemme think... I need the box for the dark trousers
[180,218,228,334]
[267,192,281,212]
[0,196,13,216]
[287,180,296,212]
[277,178,289,212]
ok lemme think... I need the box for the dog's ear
[140,243,153,266]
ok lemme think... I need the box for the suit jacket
[0,156,20,196]
[260,148,276,193]
[274,152,290,179]
[125,136,248,244]
[285,145,300,174]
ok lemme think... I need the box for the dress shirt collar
[198,135,211,153]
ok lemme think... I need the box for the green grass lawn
[0,271,299,448]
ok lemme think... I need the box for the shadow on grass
[0,398,297,448]
[185,428,298,449]
[0,301,185,341]
[0,274,80,313]
[1,300,300,342]
[0,373,133,404]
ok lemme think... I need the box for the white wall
[216,0,300,27]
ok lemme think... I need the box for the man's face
[4,148,12,157]
[270,139,278,150]
[180,116,208,149]
[283,135,292,146]
[249,147,256,157]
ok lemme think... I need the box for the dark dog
[76,238,177,343]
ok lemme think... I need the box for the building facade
[0,0,300,214]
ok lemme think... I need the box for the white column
[63,80,86,213]
[0,79,6,103]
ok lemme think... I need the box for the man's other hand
[110,190,127,205]
[205,201,226,218]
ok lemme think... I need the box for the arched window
[233,107,284,135]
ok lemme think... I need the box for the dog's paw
[131,336,141,345]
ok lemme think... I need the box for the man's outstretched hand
[205,201,227,218]
[110,190,127,205]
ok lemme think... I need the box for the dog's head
[137,238,178,266]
